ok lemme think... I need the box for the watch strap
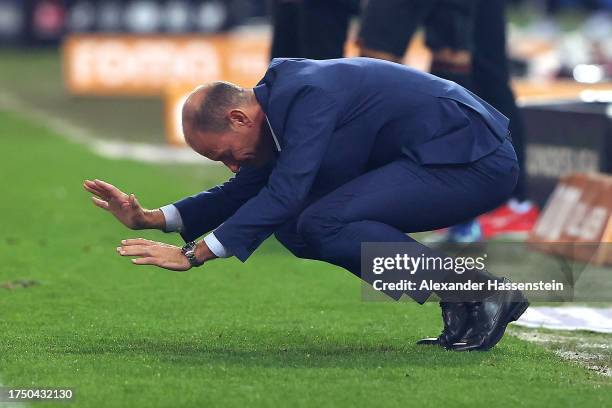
[181,241,204,267]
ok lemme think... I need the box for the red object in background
[33,0,66,39]
[479,203,540,239]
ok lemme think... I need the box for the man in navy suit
[84,58,528,351]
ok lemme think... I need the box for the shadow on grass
[54,334,495,370]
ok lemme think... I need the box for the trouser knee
[295,207,342,251]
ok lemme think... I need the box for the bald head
[179,81,273,171]
[182,81,251,139]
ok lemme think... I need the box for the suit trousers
[274,137,519,304]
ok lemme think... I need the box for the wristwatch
[181,241,205,267]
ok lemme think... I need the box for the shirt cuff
[159,204,184,233]
[204,232,231,258]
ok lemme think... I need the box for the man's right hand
[83,179,165,230]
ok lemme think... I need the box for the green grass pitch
[0,107,611,407]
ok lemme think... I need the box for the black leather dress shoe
[450,280,529,352]
[417,302,469,348]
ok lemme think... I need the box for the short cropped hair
[191,81,247,133]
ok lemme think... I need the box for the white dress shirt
[159,204,230,258]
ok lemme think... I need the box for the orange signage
[63,34,271,96]
[165,86,193,146]
[63,32,432,144]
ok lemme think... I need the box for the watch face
[182,242,196,255]
[182,242,202,266]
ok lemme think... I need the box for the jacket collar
[253,58,286,109]
[253,83,281,153]
[253,83,269,110]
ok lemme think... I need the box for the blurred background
[0,0,611,243]
[2,3,612,392]
[1,2,612,377]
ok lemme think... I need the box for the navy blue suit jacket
[174,58,509,261]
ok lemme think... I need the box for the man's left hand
[117,238,192,271]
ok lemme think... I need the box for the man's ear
[228,109,251,129]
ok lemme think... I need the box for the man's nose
[226,163,240,173]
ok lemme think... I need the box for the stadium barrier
[528,172,612,265]
[521,99,612,207]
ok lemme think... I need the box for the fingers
[120,238,174,249]
[117,245,150,257]
[91,196,109,210]
[131,257,158,266]
[121,238,156,246]
[116,241,188,271]
[93,179,126,200]
[121,194,138,210]
[84,179,106,193]
[84,182,107,198]
[93,179,117,192]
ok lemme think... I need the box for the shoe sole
[477,300,529,351]
[416,338,441,346]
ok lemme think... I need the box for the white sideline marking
[0,90,216,165]
[511,330,612,377]
[514,306,612,333]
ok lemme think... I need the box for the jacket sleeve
[214,86,338,261]
[173,162,274,242]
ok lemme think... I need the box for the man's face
[182,85,274,173]
[187,119,268,173]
